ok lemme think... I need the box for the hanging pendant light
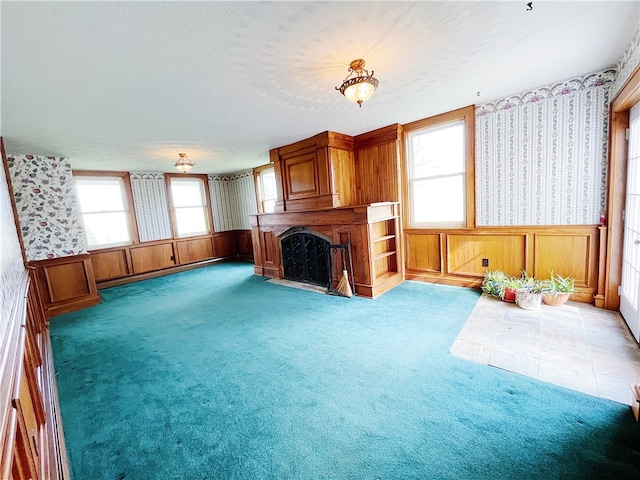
[175,153,194,173]
[335,59,379,107]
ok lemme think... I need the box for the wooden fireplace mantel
[250,202,403,298]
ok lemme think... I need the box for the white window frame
[73,175,133,249]
[253,164,279,214]
[403,105,476,230]
[259,167,277,213]
[168,175,211,238]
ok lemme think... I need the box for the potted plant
[481,270,508,298]
[515,278,545,310]
[542,271,575,306]
[502,276,523,303]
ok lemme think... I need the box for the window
[74,176,133,248]
[256,166,277,213]
[169,176,210,237]
[253,164,278,213]
[404,106,475,228]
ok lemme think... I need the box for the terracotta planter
[542,292,571,306]
[503,287,517,303]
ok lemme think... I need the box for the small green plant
[482,270,507,298]
[504,276,524,290]
[515,271,546,294]
[528,279,547,294]
[545,270,575,294]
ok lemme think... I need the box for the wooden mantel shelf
[250,202,399,228]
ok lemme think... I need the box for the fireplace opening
[280,229,330,287]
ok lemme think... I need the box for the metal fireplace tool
[326,240,356,297]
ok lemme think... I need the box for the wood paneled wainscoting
[91,230,253,288]
[30,254,101,319]
[1,268,69,479]
[405,225,604,304]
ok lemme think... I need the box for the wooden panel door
[284,153,318,199]
[91,250,130,281]
[213,233,237,259]
[405,234,441,272]
[43,262,91,302]
[621,101,640,343]
[130,243,175,274]
[236,231,253,257]
[12,369,44,480]
[448,234,526,277]
[260,230,280,277]
[177,237,214,265]
[535,234,591,286]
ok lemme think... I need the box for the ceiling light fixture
[175,153,194,173]
[335,59,379,107]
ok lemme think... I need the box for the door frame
[619,102,640,341]
[605,64,640,311]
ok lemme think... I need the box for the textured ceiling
[1,1,638,174]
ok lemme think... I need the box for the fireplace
[280,228,330,287]
[250,202,402,298]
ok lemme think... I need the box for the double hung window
[257,167,277,213]
[169,176,210,237]
[404,106,475,229]
[74,176,132,248]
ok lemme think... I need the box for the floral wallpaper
[130,172,172,242]
[209,170,257,231]
[0,157,26,340]
[611,25,640,100]
[7,155,87,261]
[475,69,614,226]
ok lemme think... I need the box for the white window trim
[403,105,476,230]
[168,176,210,238]
[74,175,133,248]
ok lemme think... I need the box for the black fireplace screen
[281,233,330,287]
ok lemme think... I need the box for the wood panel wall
[236,230,253,259]
[91,230,252,288]
[405,226,600,303]
[1,269,69,479]
[353,124,403,205]
[30,254,101,318]
[261,121,611,307]
[271,131,356,212]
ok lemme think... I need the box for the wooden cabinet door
[130,243,175,274]
[91,250,130,281]
[177,237,214,265]
[236,231,253,257]
[283,152,318,200]
[213,234,237,258]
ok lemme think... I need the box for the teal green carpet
[51,263,640,479]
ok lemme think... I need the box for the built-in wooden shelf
[373,234,396,243]
[373,251,397,261]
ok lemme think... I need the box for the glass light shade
[336,60,379,107]
[175,153,195,173]
[344,79,376,105]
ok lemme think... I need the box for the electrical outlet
[482,258,489,267]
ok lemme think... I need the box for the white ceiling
[1,1,638,175]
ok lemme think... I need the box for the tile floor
[451,294,640,405]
